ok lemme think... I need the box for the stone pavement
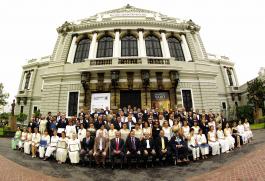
[0,129,264,181]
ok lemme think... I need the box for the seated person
[217,125,230,153]
[110,131,125,169]
[31,127,41,158]
[44,130,59,160]
[243,119,253,142]
[93,130,109,168]
[237,120,248,144]
[140,132,156,168]
[68,133,81,165]
[80,130,94,166]
[170,129,189,163]
[126,130,141,168]
[39,130,50,158]
[187,128,200,161]
[56,131,68,164]
[18,127,27,151]
[197,129,209,159]
[12,126,21,150]
[224,123,235,150]
[208,126,220,156]
[24,127,32,155]
[155,130,170,165]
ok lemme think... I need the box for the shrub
[236,105,254,124]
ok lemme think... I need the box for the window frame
[73,38,91,63]
[66,91,80,118]
[121,34,138,57]
[180,88,194,112]
[167,36,185,61]
[145,35,163,57]
[96,36,114,58]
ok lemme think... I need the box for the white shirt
[78,128,86,142]
[50,136,59,146]
[146,139,150,149]
[32,133,41,143]
[162,127,172,140]
[65,125,77,138]
[197,134,207,144]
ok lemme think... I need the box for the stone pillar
[138,30,146,57]
[113,30,120,57]
[66,35,77,63]
[89,31,98,59]
[193,33,204,59]
[231,68,239,86]
[181,34,192,61]
[160,31,171,58]
[185,32,199,61]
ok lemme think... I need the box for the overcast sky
[0,0,264,110]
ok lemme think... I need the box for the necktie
[161,137,165,150]
[116,138,119,151]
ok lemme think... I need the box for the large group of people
[11,106,253,169]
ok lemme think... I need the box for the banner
[151,92,170,111]
[91,93,110,112]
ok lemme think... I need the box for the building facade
[15,5,240,119]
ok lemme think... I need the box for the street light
[169,70,180,106]
[81,72,91,107]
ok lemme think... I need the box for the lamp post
[111,70,120,107]
[169,71,180,106]
[141,70,150,107]
[81,72,91,107]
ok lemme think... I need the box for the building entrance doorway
[120,90,141,109]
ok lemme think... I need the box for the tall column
[230,68,238,86]
[113,30,120,57]
[181,34,192,62]
[138,29,146,57]
[66,35,77,63]
[160,31,171,58]
[194,33,204,59]
[89,31,97,59]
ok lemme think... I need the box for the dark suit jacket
[110,138,124,152]
[169,136,187,153]
[126,136,141,152]
[81,137,94,151]
[114,121,122,131]
[140,138,155,152]
[57,119,68,129]
[155,136,169,152]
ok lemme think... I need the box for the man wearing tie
[126,116,135,131]
[126,130,141,168]
[110,131,124,169]
[155,130,170,165]
[140,132,156,168]
[93,130,109,168]
[80,131,94,166]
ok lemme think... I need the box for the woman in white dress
[39,130,50,158]
[65,120,77,139]
[217,126,230,153]
[68,133,81,164]
[78,123,86,142]
[56,131,68,164]
[208,126,220,156]
[187,128,200,161]
[197,129,209,159]
[224,123,235,150]
[87,123,96,137]
[237,120,248,144]
[208,118,216,133]
[31,127,41,158]
[18,127,27,150]
[120,123,130,141]
[108,123,117,141]
[172,118,182,134]
[44,130,59,160]
[39,116,47,134]
[12,127,21,150]
[96,125,108,138]
[24,127,32,155]
[192,121,200,136]
[162,121,172,140]
[134,123,143,140]
[243,119,253,141]
[181,120,190,140]
[142,121,152,136]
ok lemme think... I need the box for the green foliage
[0,83,9,106]
[247,78,265,110]
[16,113,27,124]
[33,109,41,118]
[0,112,10,120]
[236,105,254,123]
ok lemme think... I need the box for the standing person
[237,120,248,144]
[207,126,220,156]
[142,121,152,137]
[192,121,200,136]
[68,133,80,165]
[162,121,172,140]
[110,131,124,169]
[24,127,32,155]
[224,123,235,150]
[18,127,27,151]
[87,123,96,138]
[197,129,209,159]
[134,123,143,140]
[56,131,68,164]
[125,130,141,168]
[200,118,209,137]
[187,128,200,161]
[243,119,253,141]
[93,130,109,168]
[108,123,117,141]
[31,127,41,158]
[181,120,190,140]
[120,123,130,141]
[44,130,59,161]
[216,125,230,153]
[152,120,162,140]
[39,130,50,158]
[140,132,156,168]
[65,119,77,139]
[39,116,47,134]
[12,126,21,150]
[77,124,86,143]
[80,131,94,166]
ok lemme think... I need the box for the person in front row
[208,126,220,156]
[217,125,230,153]
[12,126,21,150]
[155,130,170,165]
[39,130,50,158]
[170,129,189,163]
[31,127,41,158]
[110,131,124,169]
[56,131,68,164]
[68,133,80,165]
[126,130,141,168]
[93,130,109,168]
[80,130,94,166]
[187,128,200,161]
[44,130,59,160]
[24,127,32,155]
[140,132,156,168]
[197,129,209,159]
[18,127,27,151]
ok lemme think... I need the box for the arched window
[226,68,234,86]
[145,35,163,57]
[167,37,185,61]
[96,36,113,58]
[121,35,138,56]
[73,38,91,63]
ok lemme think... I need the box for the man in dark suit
[140,132,156,168]
[155,130,170,165]
[114,116,122,131]
[126,130,141,168]
[170,130,189,163]
[110,131,125,169]
[80,130,94,166]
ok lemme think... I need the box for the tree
[247,78,265,110]
[0,83,9,106]
[16,113,27,125]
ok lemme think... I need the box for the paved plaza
[0,129,264,181]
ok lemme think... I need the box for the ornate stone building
[15,5,240,119]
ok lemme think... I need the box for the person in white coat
[39,130,50,158]
[65,120,77,139]
[197,129,209,159]
[217,125,230,153]
[44,130,59,161]
[24,127,32,155]
[208,126,220,156]
[187,128,200,161]
[68,133,81,164]
[31,128,41,158]
[56,131,68,164]
[77,124,86,143]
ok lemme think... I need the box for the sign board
[91,93,110,113]
[151,92,170,111]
